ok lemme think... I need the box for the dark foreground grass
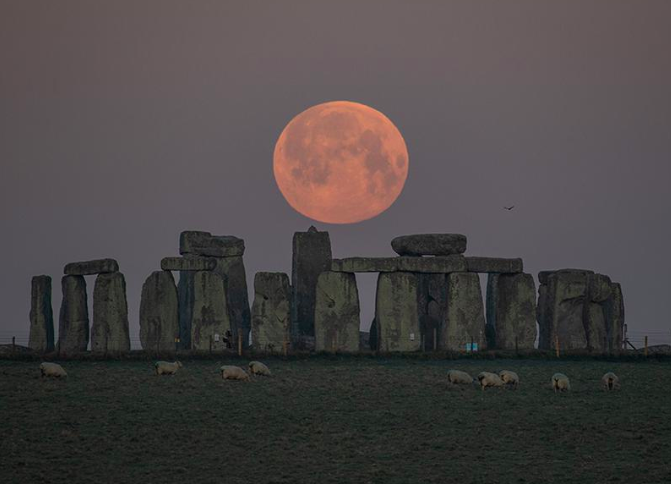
[1,358,670,484]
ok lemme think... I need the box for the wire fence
[3,327,671,356]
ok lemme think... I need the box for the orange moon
[273,101,409,224]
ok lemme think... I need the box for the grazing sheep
[447,370,475,385]
[248,361,271,377]
[220,365,250,381]
[154,361,183,376]
[498,370,520,389]
[477,371,505,391]
[552,373,571,392]
[40,362,67,378]
[601,372,620,391]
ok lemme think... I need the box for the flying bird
[503,205,515,211]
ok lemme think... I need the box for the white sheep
[498,370,520,389]
[154,361,183,376]
[446,369,475,385]
[220,365,250,381]
[248,361,271,377]
[40,362,67,378]
[477,371,505,391]
[601,372,620,391]
[552,373,571,392]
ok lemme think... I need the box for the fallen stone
[465,257,523,274]
[190,271,231,352]
[375,272,421,352]
[331,255,466,273]
[314,272,361,352]
[64,259,119,276]
[251,272,291,353]
[391,234,467,256]
[291,227,332,342]
[139,271,179,352]
[211,256,251,349]
[443,272,487,351]
[486,273,536,350]
[160,257,216,272]
[29,275,54,353]
[91,272,130,353]
[58,275,89,354]
[179,231,244,257]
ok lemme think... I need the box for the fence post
[555,335,560,358]
[433,328,437,351]
[644,336,648,357]
[238,333,243,357]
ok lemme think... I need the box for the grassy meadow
[2,356,670,484]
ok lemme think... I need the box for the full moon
[273,101,409,224]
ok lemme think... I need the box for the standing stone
[177,271,195,350]
[391,234,467,256]
[417,274,448,350]
[58,275,89,354]
[443,273,487,351]
[190,271,231,352]
[603,283,625,353]
[291,226,332,345]
[251,272,291,353]
[585,302,608,352]
[91,272,130,353]
[29,275,54,353]
[211,256,251,349]
[139,271,179,352]
[537,270,592,351]
[314,272,361,352]
[375,272,421,352]
[486,273,536,350]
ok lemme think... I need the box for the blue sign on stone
[465,343,479,352]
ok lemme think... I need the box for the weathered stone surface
[603,283,625,353]
[391,234,467,256]
[369,319,379,351]
[212,256,251,348]
[375,272,421,352]
[589,274,612,303]
[177,271,195,350]
[191,271,231,352]
[160,257,216,272]
[291,227,332,342]
[58,275,89,354]
[91,272,130,353]
[397,255,467,273]
[139,271,179,352]
[64,258,119,276]
[178,253,251,349]
[251,272,291,353]
[29,275,54,353]
[417,274,447,350]
[537,269,619,353]
[314,272,361,352]
[180,231,244,257]
[466,257,523,274]
[331,257,399,273]
[486,273,536,350]
[331,255,466,273]
[586,303,608,352]
[443,273,487,351]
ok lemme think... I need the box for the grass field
[2,357,671,484]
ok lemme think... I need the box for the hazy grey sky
[2,1,670,346]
